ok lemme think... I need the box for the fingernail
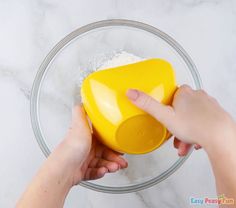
[126,89,139,101]
[194,146,200,150]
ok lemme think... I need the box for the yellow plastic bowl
[81,58,177,154]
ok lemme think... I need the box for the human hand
[16,106,128,208]
[126,85,236,156]
[17,87,236,208]
[55,105,128,186]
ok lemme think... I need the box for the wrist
[47,141,82,188]
[45,151,75,190]
[48,137,89,186]
[203,119,236,156]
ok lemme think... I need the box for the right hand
[126,85,236,156]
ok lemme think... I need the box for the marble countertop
[1,0,236,207]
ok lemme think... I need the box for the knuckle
[196,89,209,98]
[180,84,191,91]
[197,89,206,95]
[179,85,192,95]
[175,85,192,99]
[140,95,153,109]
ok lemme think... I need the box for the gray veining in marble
[1,0,236,207]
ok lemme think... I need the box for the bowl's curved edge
[30,19,202,194]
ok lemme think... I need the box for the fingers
[178,142,192,156]
[84,155,126,180]
[84,167,108,180]
[174,85,193,97]
[174,137,192,156]
[101,148,128,169]
[178,84,192,92]
[194,144,202,150]
[94,140,128,169]
[173,137,181,149]
[88,158,120,172]
[172,84,193,105]
[126,89,175,127]
[174,137,202,156]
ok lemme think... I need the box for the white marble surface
[0,0,236,207]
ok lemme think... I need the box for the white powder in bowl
[75,51,143,104]
[77,51,143,86]
[97,51,143,70]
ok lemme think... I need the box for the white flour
[97,51,143,70]
[77,51,143,87]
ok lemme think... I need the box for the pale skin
[17,85,236,208]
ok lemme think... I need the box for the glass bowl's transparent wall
[32,20,201,193]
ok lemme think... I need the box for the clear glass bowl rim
[30,19,202,194]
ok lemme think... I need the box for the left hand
[57,105,128,186]
[16,106,128,208]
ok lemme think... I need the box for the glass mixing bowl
[30,19,202,193]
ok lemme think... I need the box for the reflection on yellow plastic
[81,59,177,154]
[90,80,122,124]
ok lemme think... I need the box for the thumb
[126,89,175,127]
[71,105,92,135]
